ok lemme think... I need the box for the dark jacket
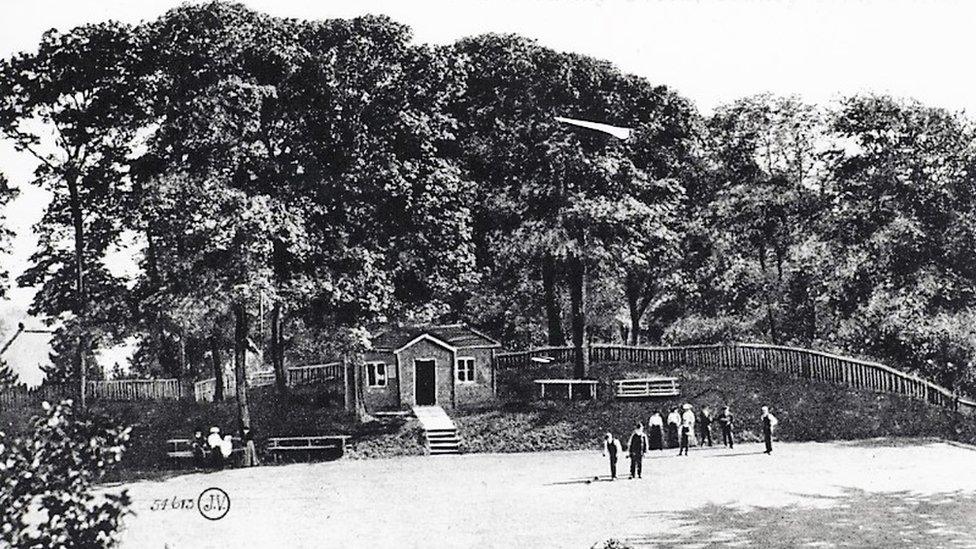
[628,432,648,457]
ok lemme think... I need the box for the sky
[2,0,976,385]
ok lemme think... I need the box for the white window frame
[365,361,387,388]
[456,357,476,384]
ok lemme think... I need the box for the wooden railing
[194,363,344,402]
[87,379,191,401]
[495,342,976,415]
[0,384,77,408]
[287,362,342,386]
[0,378,193,407]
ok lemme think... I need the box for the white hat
[682,403,692,410]
[210,427,220,433]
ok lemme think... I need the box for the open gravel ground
[113,438,976,548]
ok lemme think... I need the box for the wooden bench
[534,379,598,400]
[166,437,243,465]
[266,435,351,462]
[613,377,680,399]
[165,438,195,460]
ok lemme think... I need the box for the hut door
[415,359,436,406]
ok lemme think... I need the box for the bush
[661,314,752,345]
[0,400,132,548]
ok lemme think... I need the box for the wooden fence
[287,362,342,386]
[87,379,191,401]
[0,378,192,407]
[194,363,344,402]
[0,384,78,408]
[495,342,976,415]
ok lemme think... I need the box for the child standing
[602,432,622,480]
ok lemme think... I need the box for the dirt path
[114,439,976,548]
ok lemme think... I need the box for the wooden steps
[412,406,461,455]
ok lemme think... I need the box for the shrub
[0,400,132,548]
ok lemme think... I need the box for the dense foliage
[0,2,974,394]
[0,400,131,548]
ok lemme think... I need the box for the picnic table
[533,379,598,400]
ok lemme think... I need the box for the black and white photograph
[1,1,976,547]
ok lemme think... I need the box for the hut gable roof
[372,324,501,352]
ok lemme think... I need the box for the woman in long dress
[666,407,681,448]
[648,411,665,450]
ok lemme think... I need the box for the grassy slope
[0,384,425,478]
[455,361,972,453]
[3,360,972,476]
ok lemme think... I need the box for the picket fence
[494,342,976,415]
[193,362,343,402]
[0,378,192,407]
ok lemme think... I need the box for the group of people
[190,426,236,468]
[602,404,778,480]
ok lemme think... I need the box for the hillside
[2,360,973,479]
[455,361,973,453]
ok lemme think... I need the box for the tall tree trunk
[542,253,566,346]
[144,226,171,375]
[346,350,368,422]
[233,303,257,466]
[66,170,88,408]
[270,302,287,394]
[210,330,224,401]
[567,253,589,379]
[624,273,651,346]
[757,245,779,344]
[629,303,643,346]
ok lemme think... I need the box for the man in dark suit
[627,423,649,479]
[698,406,713,447]
[761,406,778,454]
[602,432,622,480]
[717,406,734,449]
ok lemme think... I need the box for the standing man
[718,406,734,449]
[761,406,779,454]
[627,422,649,479]
[602,432,622,480]
[699,406,713,447]
[678,404,695,456]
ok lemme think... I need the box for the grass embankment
[3,359,972,477]
[454,361,974,453]
[0,384,425,480]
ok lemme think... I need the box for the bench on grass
[165,437,243,464]
[534,379,598,400]
[613,377,680,399]
[266,435,351,462]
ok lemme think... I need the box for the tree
[455,36,695,374]
[704,95,826,344]
[135,5,477,411]
[821,95,976,389]
[0,23,146,392]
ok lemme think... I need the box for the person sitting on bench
[191,429,208,468]
[207,427,224,467]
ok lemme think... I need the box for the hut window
[365,362,387,387]
[456,357,476,383]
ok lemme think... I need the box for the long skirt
[648,425,664,450]
[666,424,679,448]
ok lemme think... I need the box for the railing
[287,362,342,386]
[87,379,191,401]
[495,342,976,415]
[0,378,193,407]
[194,363,344,402]
[0,384,78,407]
